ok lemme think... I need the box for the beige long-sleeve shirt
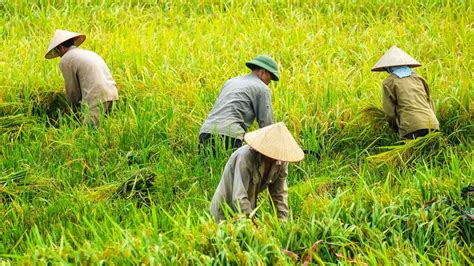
[210,145,289,221]
[382,73,439,137]
[59,46,119,108]
[200,73,274,140]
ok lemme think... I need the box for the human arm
[59,61,82,106]
[268,164,289,220]
[254,88,274,128]
[382,83,398,132]
[232,155,253,216]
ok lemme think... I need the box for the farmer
[199,55,279,153]
[371,46,439,139]
[45,29,119,127]
[210,122,304,221]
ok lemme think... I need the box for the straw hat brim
[371,63,421,72]
[371,46,421,72]
[244,122,304,162]
[45,31,86,59]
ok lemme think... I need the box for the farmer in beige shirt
[371,46,439,139]
[210,122,304,221]
[45,30,118,127]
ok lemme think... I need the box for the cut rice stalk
[366,132,447,167]
[0,114,32,134]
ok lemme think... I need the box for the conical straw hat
[244,122,304,162]
[371,45,421,72]
[45,29,86,59]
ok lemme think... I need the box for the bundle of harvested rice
[84,170,157,204]
[0,114,33,135]
[1,170,27,186]
[366,132,447,167]
[359,105,387,130]
[0,102,23,116]
[0,170,28,202]
[86,183,120,202]
[114,169,156,206]
[30,90,69,119]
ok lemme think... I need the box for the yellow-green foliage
[0,1,472,264]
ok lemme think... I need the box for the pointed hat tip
[45,29,86,59]
[244,122,304,162]
[371,45,421,72]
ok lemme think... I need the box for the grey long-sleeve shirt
[200,73,274,140]
[210,145,289,221]
[59,46,119,108]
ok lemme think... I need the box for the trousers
[83,101,115,128]
[198,133,243,155]
[403,128,437,140]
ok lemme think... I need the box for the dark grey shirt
[200,73,274,140]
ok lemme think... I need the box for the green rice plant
[0,1,472,264]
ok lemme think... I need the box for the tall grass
[1,1,472,264]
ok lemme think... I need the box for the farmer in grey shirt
[199,55,279,154]
[210,122,305,221]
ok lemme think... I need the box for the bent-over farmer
[45,29,119,127]
[199,55,279,153]
[210,122,304,221]
[371,46,439,139]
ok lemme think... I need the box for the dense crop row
[1,1,472,264]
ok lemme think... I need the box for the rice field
[1,1,473,264]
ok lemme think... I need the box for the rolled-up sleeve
[59,61,82,106]
[268,164,289,219]
[254,88,274,128]
[232,156,252,215]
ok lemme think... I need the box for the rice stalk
[30,90,69,120]
[0,114,32,135]
[358,105,387,131]
[0,169,27,184]
[86,183,120,202]
[1,1,472,264]
[366,132,447,167]
[0,102,23,116]
[0,170,28,203]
